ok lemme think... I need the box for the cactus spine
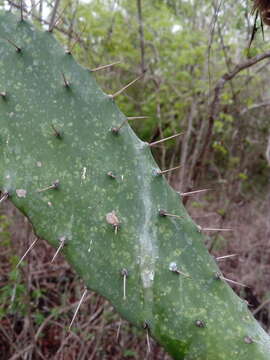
[0,11,270,359]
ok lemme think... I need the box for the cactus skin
[0,12,270,360]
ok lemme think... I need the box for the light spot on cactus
[15,104,22,112]
[36,161,42,167]
[135,152,158,291]
[244,336,253,344]
[87,239,93,253]
[16,189,27,198]
[81,166,87,180]
[142,269,154,286]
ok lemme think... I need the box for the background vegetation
[0,0,270,359]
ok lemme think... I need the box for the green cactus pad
[0,11,269,359]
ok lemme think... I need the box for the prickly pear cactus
[0,11,269,360]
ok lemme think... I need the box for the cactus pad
[0,11,270,359]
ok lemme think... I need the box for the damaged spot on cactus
[195,320,206,328]
[107,171,116,179]
[16,189,27,198]
[0,91,7,99]
[244,336,254,344]
[106,211,120,234]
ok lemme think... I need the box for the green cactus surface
[0,11,270,359]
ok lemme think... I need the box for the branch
[49,0,61,32]
[136,0,146,73]
[7,0,86,49]
[211,51,270,120]
[240,100,270,115]
[197,50,270,174]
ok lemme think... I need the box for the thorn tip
[149,132,183,147]
[156,165,181,176]
[16,238,39,268]
[179,189,210,197]
[109,74,143,99]
[91,61,121,72]
[69,288,88,330]
[51,236,67,263]
[216,254,238,261]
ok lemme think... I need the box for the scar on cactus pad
[0,10,270,360]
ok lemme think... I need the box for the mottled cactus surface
[0,11,269,360]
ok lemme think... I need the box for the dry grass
[186,188,270,331]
